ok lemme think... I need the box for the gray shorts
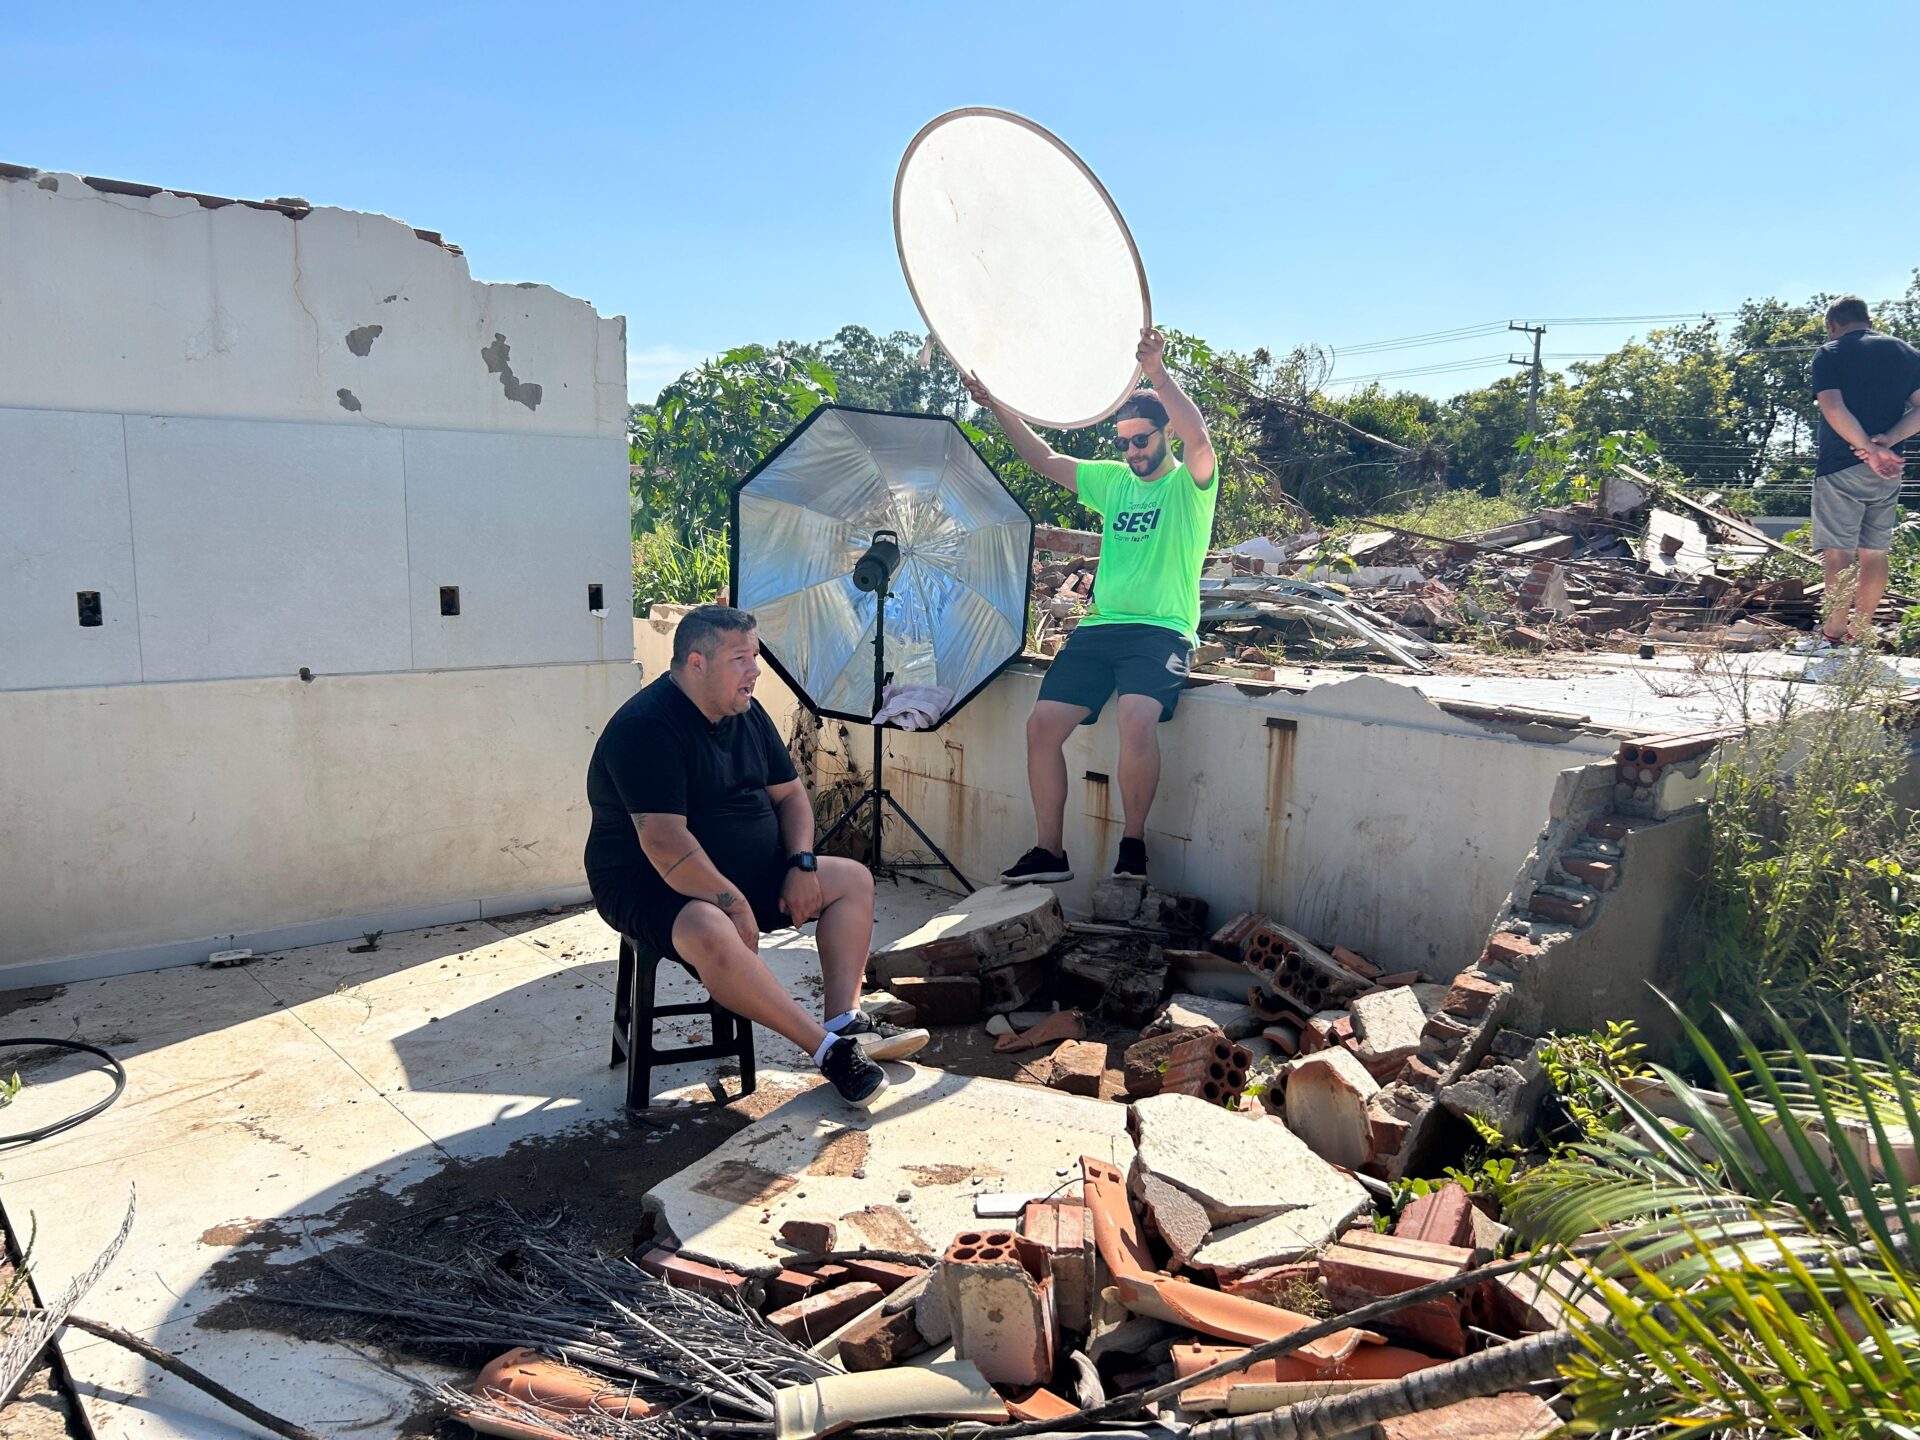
[1813,462,1902,552]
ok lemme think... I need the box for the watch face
[795,853,818,872]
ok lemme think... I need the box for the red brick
[1319,1231,1475,1356]
[1441,971,1505,1020]
[767,1281,884,1342]
[1402,1054,1443,1091]
[982,959,1047,1013]
[1560,856,1619,891]
[1394,1182,1476,1248]
[764,1267,829,1308]
[1019,1200,1093,1329]
[778,1218,837,1254]
[1209,911,1266,962]
[636,1247,749,1299]
[1331,944,1380,979]
[835,1257,925,1293]
[1222,1262,1324,1308]
[1482,932,1540,967]
[888,975,982,1024]
[1368,1109,1412,1160]
[1420,1012,1474,1054]
[1527,890,1594,927]
[1046,1038,1111,1097]
[837,1305,925,1371]
[1372,970,1424,987]
[1121,1025,1216,1098]
[1585,815,1644,842]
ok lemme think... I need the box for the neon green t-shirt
[1075,457,1219,643]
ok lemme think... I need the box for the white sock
[812,1034,839,1067]
[824,1010,861,1033]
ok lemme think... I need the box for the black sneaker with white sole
[1001,846,1073,884]
[837,1014,932,1061]
[1113,837,1147,878]
[820,1036,890,1108]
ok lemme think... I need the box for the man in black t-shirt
[1806,295,1920,655]
[585,606,928,1108]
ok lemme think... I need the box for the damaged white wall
[632,618,1618,979]
[0,166,637,983]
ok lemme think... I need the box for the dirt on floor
[0,1223,88,1440]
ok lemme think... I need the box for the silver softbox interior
[730,407,1032,726]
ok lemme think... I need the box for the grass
[1361,489,1528,539]
[632,524,729,616]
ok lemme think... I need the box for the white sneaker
[1792,631,1845,656]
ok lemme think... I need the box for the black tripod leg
[881,791,974,893]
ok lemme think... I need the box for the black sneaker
[1114,837,1147,878]
[836,1014,932,1061]
[1001,846,1073,884]
[820,1036,890,1108]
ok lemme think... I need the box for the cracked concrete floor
[0,878,955,1439]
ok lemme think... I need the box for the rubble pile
[1028,474,1895,675]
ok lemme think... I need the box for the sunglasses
[1117,430,1160,451]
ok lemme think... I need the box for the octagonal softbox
[730,405,1032,727]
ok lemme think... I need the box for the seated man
[584,605,928,1108]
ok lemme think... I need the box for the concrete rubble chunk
[913,1266,954,1346]
[1439,1061,1549,1146]
[1350,987,1426,1066]
[888,975,982,1024]
[1045,1039,1110,1097]
[1283,1048,1380,1169]
[869,884,1067,984]
[942,1231,1057,1388]
[1091,879,1209,938]
[1129,1166,1213,1270]
[1132,1092,1366,1229]
[1058,934,1167,1024]
[1146,993,1262,1040]
[1190,1185,1373,1278]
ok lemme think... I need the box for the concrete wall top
[0,167,627,437]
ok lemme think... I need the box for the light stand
[816,530,974,893]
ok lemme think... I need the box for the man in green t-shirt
[962,328,1218,883]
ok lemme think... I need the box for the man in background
[963,327,1217,884]
[1804,295,1920,663]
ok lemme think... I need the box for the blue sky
[9,3,1914,406]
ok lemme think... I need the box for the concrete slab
[647,1066,1134,1274]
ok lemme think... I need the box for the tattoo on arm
[662,845,701,879]
[715,889,738,912]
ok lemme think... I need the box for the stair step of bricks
[1558,856,1619,891]
[1526,889,1595,927]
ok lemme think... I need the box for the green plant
[1689,656,1920,1057]
[632,524,730,615]
[1514,426,1663,508]
[1541,1020,1650,1141]
[1506,999,1920,1436]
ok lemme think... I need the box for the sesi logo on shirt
[1110,507,1162,537]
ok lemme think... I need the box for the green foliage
[629,344,838,546]
[1362,489,1527,540]
[632,524,729,614]
[1688,662,1920,1059]
[1514,426,1663,508]
[1897,605,1920,656]
[1507,1000,1920,1436]
[1541,1020,1650,1142]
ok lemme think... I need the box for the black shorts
[1037,622,1193,725]
[592,867,787,963]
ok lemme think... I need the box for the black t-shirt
[583,674,798,906]
[1811,329,1920,475]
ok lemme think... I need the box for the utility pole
[1508,321,1545,435]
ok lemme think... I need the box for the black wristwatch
[786,851,818,873]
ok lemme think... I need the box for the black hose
[0,1037,127,1148]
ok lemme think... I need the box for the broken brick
[767,1281,884,1343]
[1046,1038,1110,1097]
[777,1218,837,1254]
[1122,1025,1219,1098]
[1393,1182,1476,1249]
[835,1257,925,1293]
[1160,1031,1251,1104]
[1402,1054,1443,1091]
[1319,1231,1475,1356]
[943,1231,1057,1387]
[1019,1201,1094,1333]
[1283,1049,1379,1168]
[1330,944,1380,980]
[1440,971,1506,1020]
[1221,1262,1323,1309]
[994,1009,1087,1052]
[1419,1011,1475,1056]
[1208,910,1266,962]
[982,958,1049,1013]
[887,974,982,1024]
[1527,888,1595,927]
[836,1304,925,1371]
[764,1267,829,1308]
[1560,856,1619,891]
[637,1247,749,1299]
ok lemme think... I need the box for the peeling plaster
[479,333,543,411]
[344,324,383,357]
[335,388,362,412]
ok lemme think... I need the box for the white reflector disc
[895,108,1151,430]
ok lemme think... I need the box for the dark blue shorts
[1038,623,1193,725]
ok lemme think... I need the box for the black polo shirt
[1811,329,1920,476]
[584,674,797,909]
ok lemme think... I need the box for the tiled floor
[0,879,953,1438]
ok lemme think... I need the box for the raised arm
[1137,328,1216,485]
[961,372,1080,493]
[631,812,758,950]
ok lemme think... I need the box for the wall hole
[587,582,604,610]
[439,586,461,616]
[77,591,102,627]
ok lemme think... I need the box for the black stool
[610,935,757,1110]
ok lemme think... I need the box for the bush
[632,525,728,616]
